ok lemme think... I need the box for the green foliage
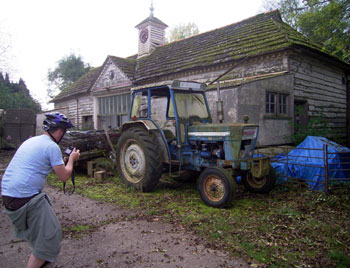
[329,249,350,267]
[47,53,92,98]
[69,224,93,233]
[166,23,199,43]
[0,72,41,112]
[298,0,350,63]
[261,0,350,63]
[289,107,329,145]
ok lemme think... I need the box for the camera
[64,146,74,156]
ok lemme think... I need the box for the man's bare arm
[53,148,80,182]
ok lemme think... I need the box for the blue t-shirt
[1,135,64,198]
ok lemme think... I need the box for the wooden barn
[51,10,350,146]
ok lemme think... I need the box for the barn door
[294,100,308,131]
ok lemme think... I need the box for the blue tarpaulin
[271,136,350,191]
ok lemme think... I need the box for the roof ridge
[143,10,283,55]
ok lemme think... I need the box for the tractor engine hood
[188,123,259,141]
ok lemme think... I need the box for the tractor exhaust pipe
[243,115,249,123]
[216,82,224,123]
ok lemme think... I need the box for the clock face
[140,28,149,44]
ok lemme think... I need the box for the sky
[0,0,264,110]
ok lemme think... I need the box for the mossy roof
[134,10,327,82]
[53,66,102,101]
[109,55,136,80]
[54,10,346,102]
[53,55,137,101]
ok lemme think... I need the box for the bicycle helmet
[42,112,74,131]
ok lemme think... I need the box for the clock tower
[135,3,168,58]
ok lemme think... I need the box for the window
[279,94,288,115]
[131,93,148,118]
[82,115,93,129]
[97,93,131,129]
[266,92,276,114]
[98,93,130,115]
[266,92,289,116]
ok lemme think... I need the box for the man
[1,112,80,268]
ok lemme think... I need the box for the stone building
[52,9,350,146]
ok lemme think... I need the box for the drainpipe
[216,82,224,123]
[76,98,79,129]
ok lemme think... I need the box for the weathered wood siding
[54,94,93,129]
[93,58,132,93]
[290,53,348,141]
[52,49,349,146]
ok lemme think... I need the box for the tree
[298,0,350,63]
[47,53,92,98]
[0,72,41,112]
[166,23,199,43]
[261,0,350,63]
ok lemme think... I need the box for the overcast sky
[1,0,264,110]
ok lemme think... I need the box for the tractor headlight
[242,127,258,140]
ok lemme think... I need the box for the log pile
[59,130,120,159]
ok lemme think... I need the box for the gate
[272,145,350,193]
[1,109,36,149]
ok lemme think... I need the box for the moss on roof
[135,10,326,82]
[109,56,136,80]
[52,56,137,102]
[53,66,102,101]
[54,10,346,102]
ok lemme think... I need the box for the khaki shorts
[5,193,62,262]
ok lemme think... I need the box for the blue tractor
[116,81,275,208]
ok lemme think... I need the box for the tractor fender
[120,120,170,162]
[120,120,158,132]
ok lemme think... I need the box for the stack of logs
[59,130,120,161]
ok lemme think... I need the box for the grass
[47,171,350,267]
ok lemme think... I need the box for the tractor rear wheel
[116,128,163,192]
[242,166,276,194]
[197,167,237,208]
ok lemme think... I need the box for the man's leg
[26,253,45,268]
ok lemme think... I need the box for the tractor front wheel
[116,128,163,192]
[197,167,237,208]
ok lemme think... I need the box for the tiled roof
[135,15,168,28]
[134,10,325,83]
[109,55,136,81]
[55,10,346,102]
[52,67,102,101]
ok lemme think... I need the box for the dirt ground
[0,150,251,268]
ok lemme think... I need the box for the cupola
[135,3,168,58]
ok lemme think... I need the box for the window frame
[97,93,131,116]
[265,91,289,117]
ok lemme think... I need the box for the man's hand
[69,148,80,162]
[53,148,80,182]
